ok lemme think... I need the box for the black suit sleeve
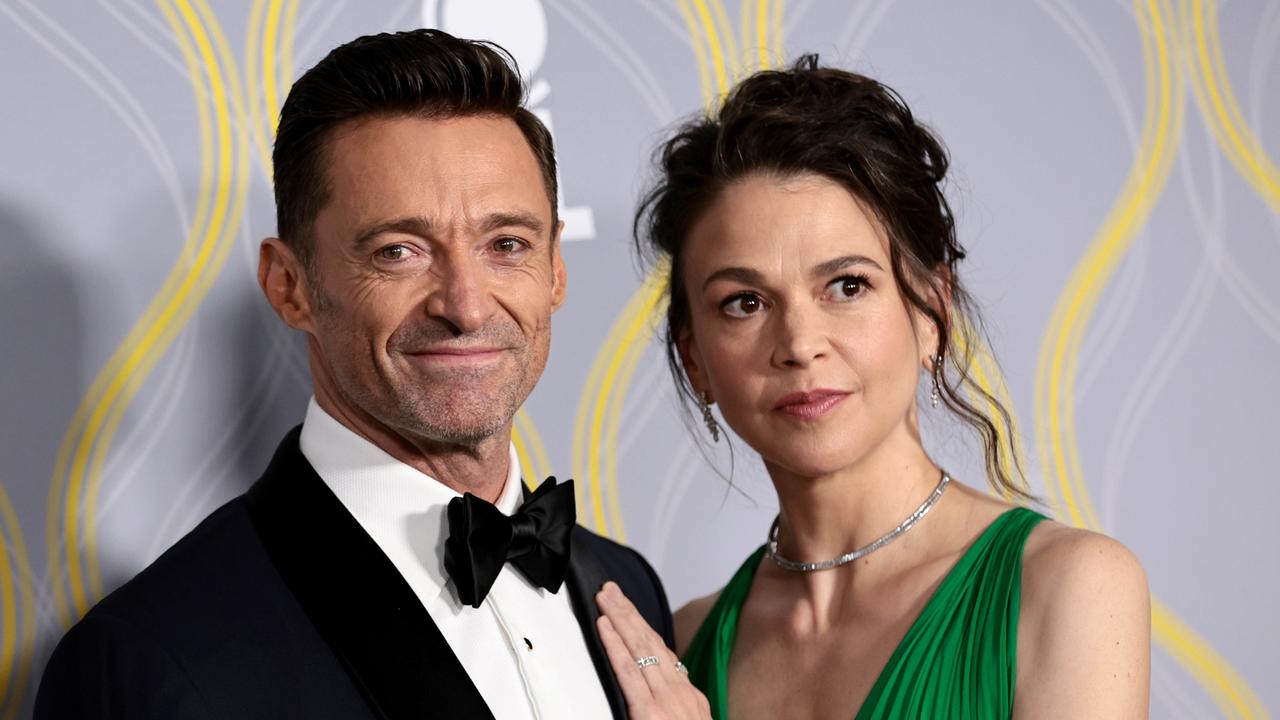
[35,611,217,720]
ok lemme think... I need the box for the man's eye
[377,245,409,261]
[722,293,764,318]
[825,275,868,300]
[493,237,525,254]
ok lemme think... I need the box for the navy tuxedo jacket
[35,427,674,719]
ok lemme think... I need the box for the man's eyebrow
[353,216,432,250]
[810,254,884,278]
[479,211,545,236]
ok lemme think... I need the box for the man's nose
[424,253,495,334]
[770,302,830,369]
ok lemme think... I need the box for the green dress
[682,507,1045,719]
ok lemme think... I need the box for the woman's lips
[772,389,850,420]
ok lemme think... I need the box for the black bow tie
[444,477,576,608]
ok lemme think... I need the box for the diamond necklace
[766,472,951,572]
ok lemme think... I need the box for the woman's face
[679,172,936,478]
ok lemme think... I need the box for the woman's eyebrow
[702,266,766,291]
[810,254,883,278]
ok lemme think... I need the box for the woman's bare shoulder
[1021,520,1147,604]
[1014,519,1150,717]
[673,590,723,656]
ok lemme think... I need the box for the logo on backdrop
[422,0,597,241]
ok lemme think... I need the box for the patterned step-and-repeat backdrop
[1,1,1277,718]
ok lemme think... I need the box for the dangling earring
[930,354,943,408]
[698,391,721,442]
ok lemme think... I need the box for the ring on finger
[635,655,660,669]
[674,660,689,676]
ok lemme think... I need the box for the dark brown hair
[273,29,558,270]
[635,55,1028,499]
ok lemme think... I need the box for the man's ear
[550,220,567,311]
[676,328,713,403]
[258,237,317,334]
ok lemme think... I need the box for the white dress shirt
[299,399,613,720]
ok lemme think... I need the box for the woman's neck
[766,427,943,574]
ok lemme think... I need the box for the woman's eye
[826,275,868,300]
[722,293,764,318]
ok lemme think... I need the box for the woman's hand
[595,581,711,720]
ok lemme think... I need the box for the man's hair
[272,29,558,269]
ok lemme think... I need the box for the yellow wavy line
[45,0,217,627]
[585,269,666,535]
[601,274,669,543]
[86,0,251,595]
[950,324,1027,500]
[573,274,644,531]
[279,0,299,96]
[692,0,732,97]
[677,0,714,113]
[0,485,35,719]
[1187,0,1280,212]
[1037,0,1173,530]
[770,0,784,68]
[755,0,769,70]
[579,2,761,542]
[245,0,270,174]
[76,0,251,608]
[1154,599,1270,719]
[1036,1,1267,716]
[262,0,285,139]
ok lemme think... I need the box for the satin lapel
[565,528,629,720]
[246,427,495,720]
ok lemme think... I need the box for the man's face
[300,114,564,447]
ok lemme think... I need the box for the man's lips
[772,389,850,420]
[402,347,508,366]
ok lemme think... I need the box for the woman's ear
[913,264,954,367]
[676,329,713,402]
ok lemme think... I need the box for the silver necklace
[766,472,951,572]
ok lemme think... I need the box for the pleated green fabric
[683,507,1045,720]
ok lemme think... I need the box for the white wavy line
[1247,1,1280,249]
[547,0,677,123]
[1,0,190,232]
[1151,650,1219,720]
[1099,98,1224,534]
[632,0,689,45]
[647,436,697,567]
[98,0,185,77]
[142,352,290,561]
[385,0,418,31]
[835,0,895,62]
[784,0,817,37]
[118,0,182,51]
[614,349,672,459]
[1036,0,1148,403]
[292,0,350,73]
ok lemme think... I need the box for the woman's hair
[634,55,1029,499]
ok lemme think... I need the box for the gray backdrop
[1,1,1277,718]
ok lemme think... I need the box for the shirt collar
[298,397,524,603]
